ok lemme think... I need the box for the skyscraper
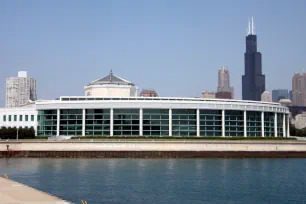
[272,89,289,102]
[242,17,265,101]
[217,66,234,99]
[292,73,306,106]
[6,71,37,108]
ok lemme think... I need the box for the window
[19,115,23,121]
[25,115,29,121]
[9,115,11,121]
[3,115,6,122]
[14,115,17,121]
[31,115,35,121]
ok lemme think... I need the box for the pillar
[169,109,172,136]
[139,108,143,136]
[283,114,286,137]
[56,109,60,136]
[287,114,290,137]
[244,111,247,137]
[82,109,86,136]
[261,112,265,137]
[222,109,225,137]
[110,108,114,136]
[274,113,278,137]
[197,109,200,137]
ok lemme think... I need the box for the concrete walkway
[0,177,70,204]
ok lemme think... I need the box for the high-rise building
[261,91,272,102]
[217,66,234,99]
[272,89,289,102]
[242,17,265,101]
[202,91,216,99]
[292,72,306,106]
[6,71,37,108]
[140,89,158,97]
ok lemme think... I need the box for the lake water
[0,158,306,204]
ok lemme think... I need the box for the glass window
[143,109,169,137]
[25,115,29,121]
[31,115,35,121]
[9,115,11,121]
[37,110,58,136]
[3,115,6,122]
[19,115,23,121]
[113,109,139,136]
[14,115,17,121]
[200,110,222,136]
[172,109,196,137]
[85,109,111,136]
[225,110,244,136]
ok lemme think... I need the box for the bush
[0,127,35,139]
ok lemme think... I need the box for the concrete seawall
[1,140,306,158]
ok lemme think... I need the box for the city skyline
[0,1,305,106]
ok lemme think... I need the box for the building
[261,91,272,102]
[217,66,234,98]
[279,99,292,107]
[242,17,265,101]
[292,73,306,106]
[293,112,306,129]
[6,71,37,108]
[289,90,293,101]
[202,91,216,99]
[140,89,158,97]
[84,70,137,97]
[216,91,232,99]
[0,97,290,137]
[272,89,289,102]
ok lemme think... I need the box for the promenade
[0,177,70,204]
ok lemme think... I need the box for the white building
[6,71,37,108]
[261,91,272,102]
[293,112,306,129]
[84,70,137,97]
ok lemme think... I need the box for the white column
[169,109,172,136]
[244,111,247,137]
[222,110,225,137]
[261,112,265,137]
[282,114,286,137]
[110,108,114,136]
[82,109,86,136]
[56,109,60,136]
[196,109,200,137]
[287,114,290,137]
[139,108,143,136]
[274,113,278,137]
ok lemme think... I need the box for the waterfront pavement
[0,177,70,204]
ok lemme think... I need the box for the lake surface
[0,158,306,204]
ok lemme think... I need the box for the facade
[84,70,137,97]
[272,89,289,102]
[217,66,234,98]
[6,71,37,108]
[202,91,216,99]
[0,97,290,137]
[292,73,306,106]
[242,18,265,101]
[261,91,272,102]
[140,89,158,97]
[216,91,232,99]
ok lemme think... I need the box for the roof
[87,70,134,86]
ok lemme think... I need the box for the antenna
[248,18,251,35]
[251,16,255,35]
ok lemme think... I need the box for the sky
[0,0,305,106]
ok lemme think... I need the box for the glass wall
[172,109,196,136]
[113,109,139,136]
[225,110,244,136]
[277,113,284,137]
[246,111,262,137]
[264,112,275,137]
[37,110,57,136]
[199,110,222,136]
[60,109,82,136]
[143,109,169,136]
[85,109,110,136]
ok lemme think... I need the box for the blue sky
[0,0,305,106]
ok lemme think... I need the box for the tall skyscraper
[217,66,234,99]
[272,89,289,102]
[242,17,265,101]
[292,73,306,106]
[6,71,37,108]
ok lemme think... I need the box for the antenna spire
[251,16,255,35]
[248,18,251,35]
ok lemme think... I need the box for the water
[0,158,306,204]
